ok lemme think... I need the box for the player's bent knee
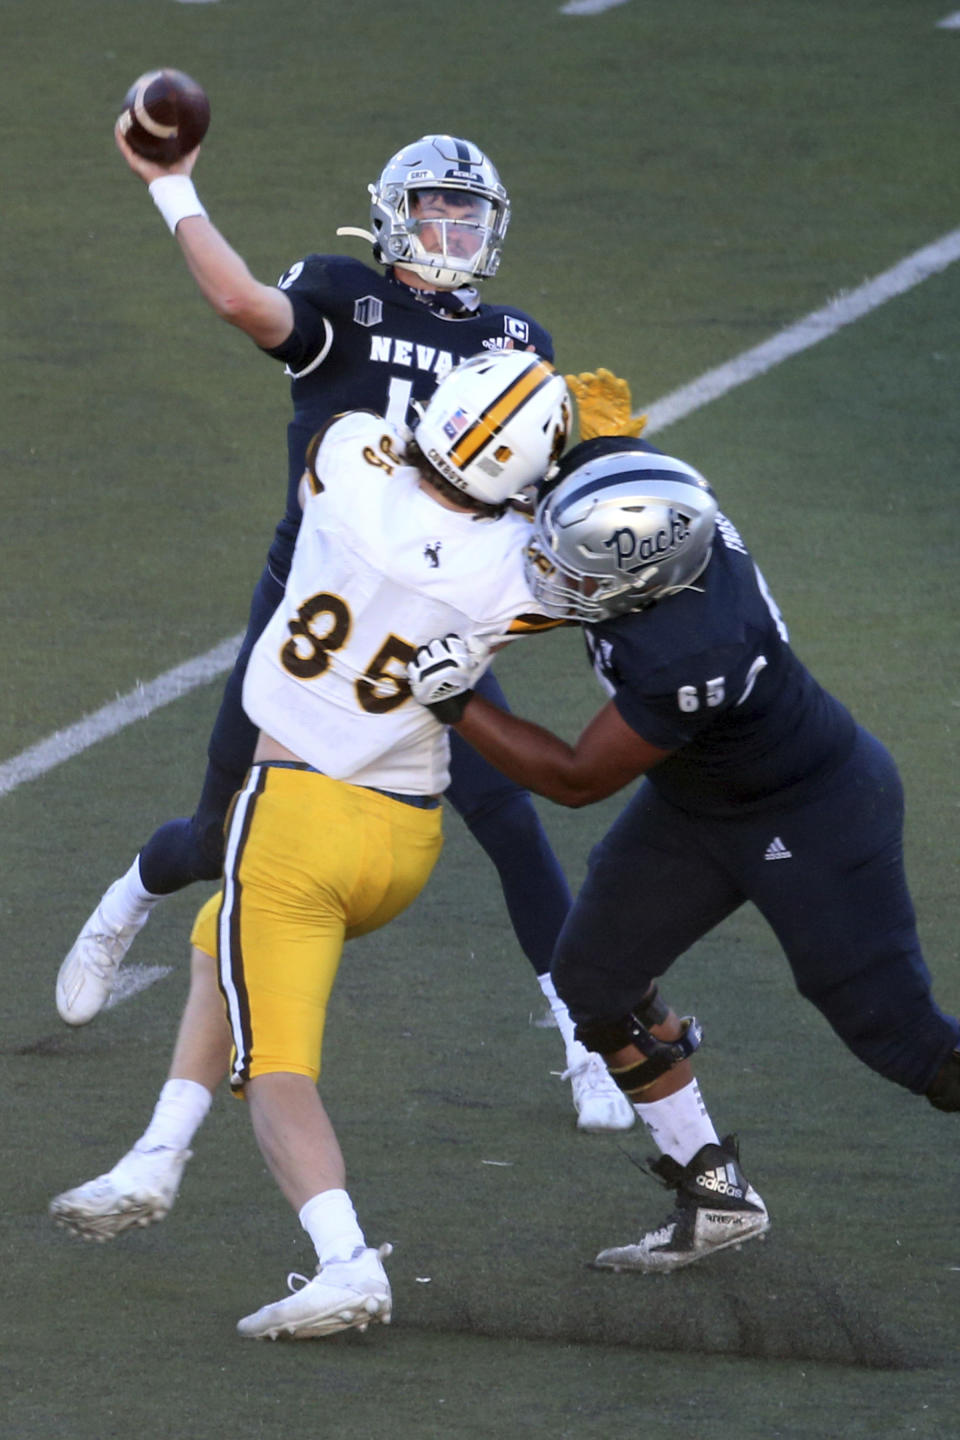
[575,986,702,1094]
[193,821,227,879]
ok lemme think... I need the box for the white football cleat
[593,1135,769,1273]
[49,1145,190,1241]
[56,882,143,1024]
[563,1050,636,1133]
[237,1244,393,1340]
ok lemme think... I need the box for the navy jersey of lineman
[585,513,858,817]
[262,254,553,575]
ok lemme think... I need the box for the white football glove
[407,634,489,723]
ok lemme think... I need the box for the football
[118,69,210,165]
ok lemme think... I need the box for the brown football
[118,69,210,165]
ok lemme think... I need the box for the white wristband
[148,175,208,234]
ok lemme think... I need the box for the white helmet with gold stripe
[414,351,571,506]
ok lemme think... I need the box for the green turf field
[3,2,959,1435]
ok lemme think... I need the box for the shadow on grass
[390,1242,926,1370]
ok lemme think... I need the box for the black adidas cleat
[593,1134,769,1273]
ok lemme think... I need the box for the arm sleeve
[260,255,340,369]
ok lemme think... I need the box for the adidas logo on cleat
[592,1135,768,1272]
[698,1163,745,1200]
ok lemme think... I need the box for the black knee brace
[575,986,703,1095]
[927,1051,960,1112]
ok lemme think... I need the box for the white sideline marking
[937,11,960,27]
[560,0,631,13]
[6,226,960,803]
[0,635,242,798]
[640,226,960,433]
[105,965,174,1007]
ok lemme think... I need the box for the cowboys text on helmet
[415,351,570,507]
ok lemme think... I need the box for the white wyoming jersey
[243,412,555,794]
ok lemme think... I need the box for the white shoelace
[559,1053,611,1090]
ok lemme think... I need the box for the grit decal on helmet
[525,448,719,621]
[367,135,511,290]
[414,351,570,507]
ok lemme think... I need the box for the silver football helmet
[414,351,570,506]
[526,449,718,621]
[368,135,510,289]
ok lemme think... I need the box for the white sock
[537,973,582,1066]
[133,1078,212,1154]
[99,856,163,931]
[634,1079,719,1166]
[299,1188,366,1266]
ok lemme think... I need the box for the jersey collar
[386,268,481,317]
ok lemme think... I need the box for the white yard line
[560,0,632,14]
[640,225,960,433]
[0,634,242,797]
[560,2,959,23]
[105,964,174,1008]
[6,225,960,800]
[7,641,241,1010]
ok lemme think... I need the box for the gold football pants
[190,763,443,1089]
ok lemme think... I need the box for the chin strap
[335,226,376,244]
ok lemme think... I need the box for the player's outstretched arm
[114,122,294,349]
[452,694,669,807]
[407,639,668,806]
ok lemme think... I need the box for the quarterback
[56,131,633,1133]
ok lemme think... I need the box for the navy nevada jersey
[585,512,857,817]
[262,255,553,576]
